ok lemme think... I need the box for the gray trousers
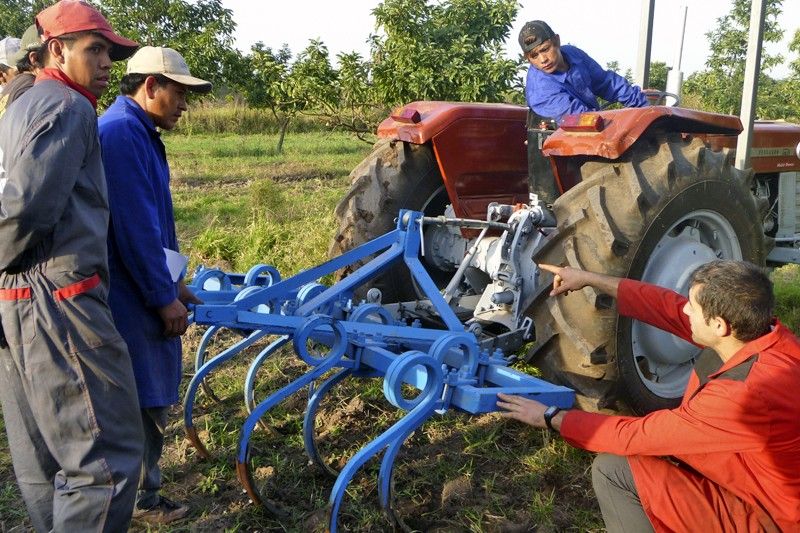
[591,453,655,533]
[0,270,144,532]
[137,406,169,509]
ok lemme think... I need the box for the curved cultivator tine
[183,329,270,457]
[243,335,291,422]
[236,316,350,510]
[303,367,353,478]
[326,386,442,533]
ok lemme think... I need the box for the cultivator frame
[184,209,573,531]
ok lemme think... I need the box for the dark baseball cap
[36,0,139,61]
[518,20,556,55]
[10,25,42,65]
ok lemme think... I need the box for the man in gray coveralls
[0,1,145,531]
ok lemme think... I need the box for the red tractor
[330,12,800,414]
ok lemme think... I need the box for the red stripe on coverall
[53,273,101,301]
[0,287,32,300]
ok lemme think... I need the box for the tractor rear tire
[526,133,768,414]
[330,139,448,302]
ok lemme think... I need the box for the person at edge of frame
[0,25,46,117]
[0,1,144,531]
[497,259,800,532]
[0,36,21,92]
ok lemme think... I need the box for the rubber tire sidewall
[617,178,765,413]
[330,141,447,302]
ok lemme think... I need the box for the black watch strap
[543,405,562,432]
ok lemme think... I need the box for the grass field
[1,129,799,532]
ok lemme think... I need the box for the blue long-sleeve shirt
[524,44,648,124]
[99,95,181,408]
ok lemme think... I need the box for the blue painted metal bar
[224,229,399,313]
[399,211,463,331]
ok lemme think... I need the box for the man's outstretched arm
[538,263,694,343]
[538,263,621,297]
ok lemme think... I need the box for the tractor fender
[541,106,743,160]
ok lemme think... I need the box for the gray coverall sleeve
[0,113,89,268]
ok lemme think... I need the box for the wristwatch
[543,405,562,432]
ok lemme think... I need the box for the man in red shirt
[498,260,800,532]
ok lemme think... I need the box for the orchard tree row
[2,0,799,151]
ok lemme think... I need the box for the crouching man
[498,260,800,531]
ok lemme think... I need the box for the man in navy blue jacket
[98,46,210,525]
[520,20,648,124]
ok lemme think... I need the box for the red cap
[36,0,138,61]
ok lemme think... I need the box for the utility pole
[665,6,688,106]
[634,0,656,89]
[735,0,766,171]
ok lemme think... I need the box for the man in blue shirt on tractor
[520,20,648,124]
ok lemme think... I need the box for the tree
[237,40,339,153]
[683,0,784,116]
[0,0,50,39]
[331,51,382,138]
[369,0,520,106]
[606,61,633,84]
[648,61,669,92]
[780,27,800,121]
[2,1,241,109]
[95,0,240,108]
[790,28,800,78]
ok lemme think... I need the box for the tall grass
[165,131,372,277]
[772,264,800,332]
[174,103,351,136]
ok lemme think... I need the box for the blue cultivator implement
[185,207,574,531]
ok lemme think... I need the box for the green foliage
[791,28,800,78]
[94,0,239,109]
[605,60,633,83]
[0,1,239,111]
[648,61,669,91]
[606,60,667,90]
[235,0,523,144]
[683,0,793,117]
[320,50,391,138]
[370,0,521,105]
[235,40,340,152]
[0,0,50,39]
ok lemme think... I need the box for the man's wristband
[543,405,562,432]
